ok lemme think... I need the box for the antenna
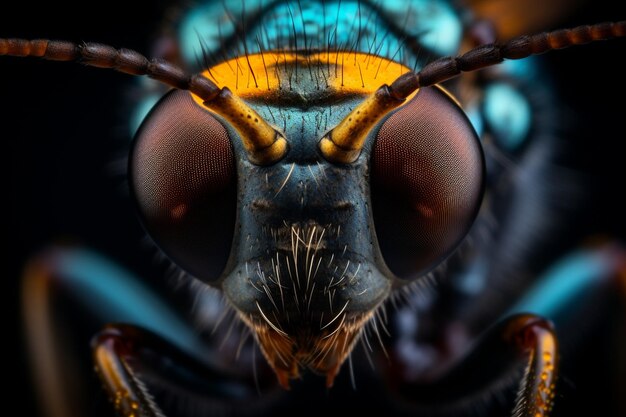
[0,39,288,165]
[319,21,626,164]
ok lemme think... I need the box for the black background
[3,1,626,416]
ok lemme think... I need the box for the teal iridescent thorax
[178,0,462,69]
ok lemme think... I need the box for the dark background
[3,1,626,416]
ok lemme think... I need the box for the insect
[4,0,624,416]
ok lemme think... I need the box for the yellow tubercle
[319,85,407,163]
[191,86,287,165]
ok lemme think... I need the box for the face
[129,51,484,384]
[4,1,626,416]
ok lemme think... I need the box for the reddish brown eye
[130,90,236,282]
[371,86,484,280]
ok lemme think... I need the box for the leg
[22,247,277,417]
[387,244,624,415]
[22,247,207,417]
[92,324,271,417]
[387,313,558,416]
[503,315,557,417]
[92,327,164,417]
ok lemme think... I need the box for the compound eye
[371,86,484,280]
[130,90,236,283]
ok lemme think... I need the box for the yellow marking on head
[199,52,412,99]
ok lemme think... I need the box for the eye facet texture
[131,90,236,282]
[371,86,484,280]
